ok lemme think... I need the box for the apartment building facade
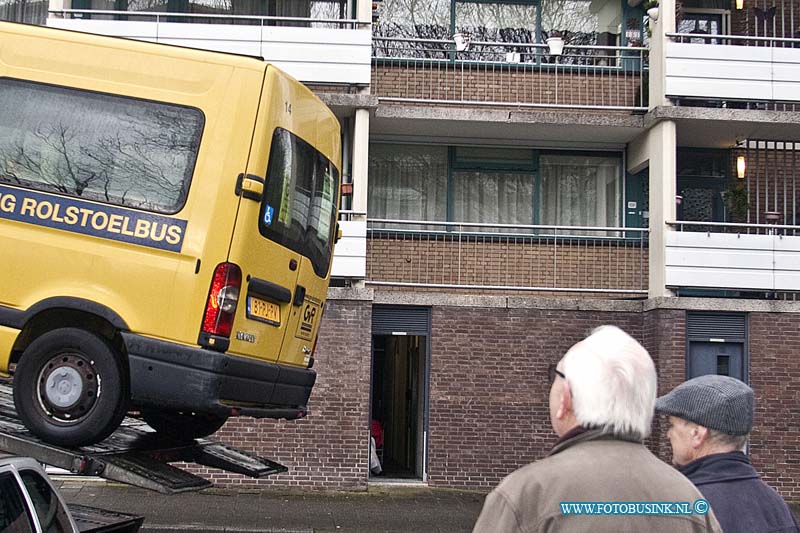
[2,0,799,500]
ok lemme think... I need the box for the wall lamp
[736,155,746,178]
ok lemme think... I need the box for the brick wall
[731,147,800,225]
[198,297,373,491]
[367,234,649,295]
[372,63,644,108]
[195,297,800,502]
[748,313,800,501]
[644,308,687,461]
[730,0,800,39]
[426,306,644,489]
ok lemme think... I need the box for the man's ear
[556,380,573,420]
[691,425,709,449]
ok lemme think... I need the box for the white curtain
[539,154,621,228]
[451,171,533,227]
[368,144,447,222]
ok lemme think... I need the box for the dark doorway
[371,334,427,480]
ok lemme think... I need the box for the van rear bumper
[121,333,315,419]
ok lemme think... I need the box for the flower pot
[453,32,468,52]
[546,37,564,56]
[647,6,659,21]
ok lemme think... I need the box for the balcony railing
[47,10,372,85]
[367,219,649,296]
[666,220,800,293]
[49,9,366,29]
[666,33,800,107]
[372,37,648,111]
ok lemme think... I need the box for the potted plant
[722,182,749,223]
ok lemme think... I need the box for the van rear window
[0,78,203,214]
[260,128,339,278]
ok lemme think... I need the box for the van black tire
[13,328,129,447]
[141,408,228,441]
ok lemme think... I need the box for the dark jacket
[680,452,799,533]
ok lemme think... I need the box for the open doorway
[370,334,427,480]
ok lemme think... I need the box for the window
[539,154,621,227]
[451,146,535,227]
[374,0,622,46]
[18,471,71,533]
[0,78,203,214]
[0,472,34,533]
[260,128,339,278]
[368,144,447,221]
[369,143,623,229]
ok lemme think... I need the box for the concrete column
[351,108,370,219]
[648,0,676,108]
[648,120,677,298]
[49,0,69,14]
[355,0,372,24]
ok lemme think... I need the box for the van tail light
[201,262,242,338]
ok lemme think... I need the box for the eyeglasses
[547,363,566,383]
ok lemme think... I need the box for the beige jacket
[473,429,722,533]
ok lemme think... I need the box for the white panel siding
[772,47,800,101]
[665,42,800,102]
[666,231,800,291]
[774,234,800,289]
[46,19,371,85]
[666,232,774,289]
[330,220,366,278]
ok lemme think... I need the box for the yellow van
[0,21,341,447]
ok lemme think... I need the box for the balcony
[46,10,372,85]
[667,221,800,293]
[665,33,800,108]
[372,37,649,111]
[362,219,649,297]
[667,140,800,295]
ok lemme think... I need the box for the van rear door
[225,96,300,365]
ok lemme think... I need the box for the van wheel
[141,409,228,441]
[13,328,128,447]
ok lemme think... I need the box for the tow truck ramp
[0,382,287,493]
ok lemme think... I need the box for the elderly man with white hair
[473,326,721,533]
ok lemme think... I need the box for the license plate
[246,296,280,326]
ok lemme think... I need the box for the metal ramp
[0,381,287,493]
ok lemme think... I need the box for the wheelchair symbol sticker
[264,205,274,226]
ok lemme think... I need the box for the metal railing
[48,9,368,29]
[372,37,649,111]
[668,32,800,47]
[670,220,800,235]
[366,219,649,295]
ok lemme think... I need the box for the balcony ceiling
[650,107,800,148]
[370,104,645,149]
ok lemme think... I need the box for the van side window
[0,78,204,214]
[260,128,339,278]
[18,470,71,533]
[0,472,35,532]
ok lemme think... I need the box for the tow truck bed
[0,381,287,493]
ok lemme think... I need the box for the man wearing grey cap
[656,375,798,533]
